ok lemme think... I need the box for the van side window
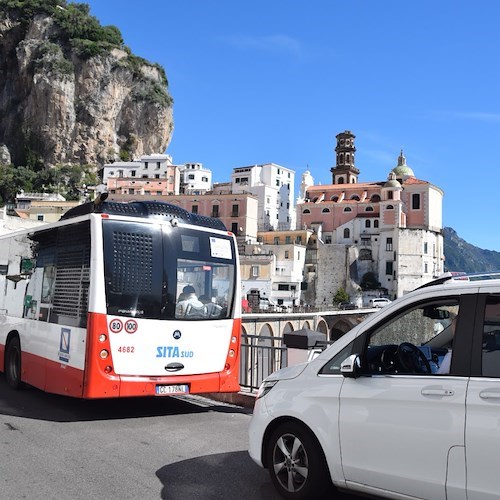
[482,295,500,377]
[363,299,460,375]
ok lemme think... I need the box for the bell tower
[330,130,359,184]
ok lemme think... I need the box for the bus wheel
[5,336,22,389]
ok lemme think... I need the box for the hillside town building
[297,130,444,304]
[6,130,445,310]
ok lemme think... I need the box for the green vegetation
[34,164,98,201]
[0,157,99,203]
[1,0,172,99]
[0,164,36,203]
[34,41,73,80]
[132,82,173,107]
[0,0,65,21]
[119,135,136,162]
[333,288,349,305]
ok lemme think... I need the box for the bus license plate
[155,384,189,395]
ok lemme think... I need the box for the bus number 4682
[118,346,135,353]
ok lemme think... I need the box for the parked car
[338,301,357,310]
[369,297,392,307]
[249,272,500,499]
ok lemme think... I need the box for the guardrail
[239,333,287,392]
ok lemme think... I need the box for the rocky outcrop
[0,4,173,168]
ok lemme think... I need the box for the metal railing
[239,334,287,392]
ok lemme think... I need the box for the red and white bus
[0,199,241,398]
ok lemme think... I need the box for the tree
[333,287,349,305]
[0,164,36,203]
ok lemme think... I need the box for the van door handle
[421,388,454,396]
[479,391,500,400]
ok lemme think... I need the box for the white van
[369,297,392,308]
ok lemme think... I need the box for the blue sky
[81,0,500,251]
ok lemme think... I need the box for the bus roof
[61,199,227,232]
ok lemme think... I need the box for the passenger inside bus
[199,295,223,318]
[176,285,205,317]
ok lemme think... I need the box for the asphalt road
[0,376,366,500]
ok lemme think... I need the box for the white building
[102,154,180,195]
[178,163,212,194]
[231,163,296,231]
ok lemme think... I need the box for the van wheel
[266,422,333,499]
[5,337,22,389]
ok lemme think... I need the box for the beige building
[107,192,259,244]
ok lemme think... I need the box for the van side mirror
[341,354,361,378]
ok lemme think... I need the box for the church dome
[392,149,414,178]
[384,171,402,188]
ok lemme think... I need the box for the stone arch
[316,320,328,335]
[330,319,354,341]
[283,322,294,334]
[258,323,274,337]
[302,320,312,330]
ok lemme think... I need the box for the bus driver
[176,285,204,317]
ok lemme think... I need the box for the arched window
[331,196,339,202]
[343,228,350,238]
[338,177,344,184]
[303,208,311,214]
[374,220,379,228]
[343,207,352,212]
[339,153,344,164]
[312,197,318,203]
[322,208,330,213]
[386,205,394,210]
[365,220,371,228]
[365,206,374,212]
[371,194,381,202]
[350,195,360,201]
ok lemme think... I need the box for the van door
[466,293,500,500]
[339,296,471,499]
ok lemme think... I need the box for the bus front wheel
[5,336,22,389]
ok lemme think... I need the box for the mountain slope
[444,227,500,273]
[0,0,173,168]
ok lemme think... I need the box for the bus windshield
[103,220,236,321]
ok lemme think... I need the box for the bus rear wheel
[5,337,22,389]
